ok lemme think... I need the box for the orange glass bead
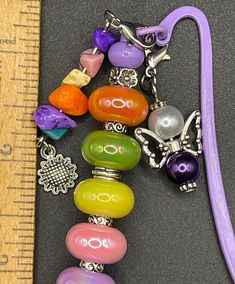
[88,85,149,126]
[49,85,88,116]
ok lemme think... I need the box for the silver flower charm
[38,145,78,195]
[109,67,138,88]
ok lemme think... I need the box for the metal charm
[88,215,113,227]
[92,166,121,180]
[109,67,138,88]
[135,110,202,169]
[104,121,127,134]
[180,181,197,193]
[141,45,170,104]
[104,10,156,50]
[80,260,104,273]
[37,138,78,195]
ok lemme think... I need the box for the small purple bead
[108,40,144,69]
[56,267,115,284]
[166,152,200,185]
[93,28,117,53]
[34,105,77,130]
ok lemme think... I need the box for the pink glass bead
[80,48,104,78]
[56,267,115,284]
[66,223,127,264]
[108,39,144,69]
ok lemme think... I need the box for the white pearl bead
[148,105,184,140]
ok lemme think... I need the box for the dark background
[35,1,235,283]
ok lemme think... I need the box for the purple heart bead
[34,105,77,130]
[93,28,117,53]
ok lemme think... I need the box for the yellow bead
[62,69,91,88]
[74,178,135,218]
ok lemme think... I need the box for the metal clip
[146,45,170,69]
[104,10,155,50]
[141,46,171,102]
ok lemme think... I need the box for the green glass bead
[82,130,141,171]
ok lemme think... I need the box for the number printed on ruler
[0,1,41,283]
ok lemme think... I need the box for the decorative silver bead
[104,121,127,134]
[88,215,113,227]
[109,67,138,88]
[148,105,184,140]
[92,166,121,180]
[80,260,104,273]
[179,181,197,192]
[150,101,167,111]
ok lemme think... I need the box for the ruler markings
[11,77,38,82]
[0,270,32,273]
[19,38,39,42]
[18,65,38,68]
[17,92,38,95]
[5,242,34,245]
[0,50,37,55]
[15,173,35,176]
[13,228,34,232]
[0,214,34,218]
[0,159,35,163]
[20,195,35,198]
[14,201,35,204]
[19,221,34,225]
[13,24,39,29]
[0,1,40,283]
[7,186,35,190]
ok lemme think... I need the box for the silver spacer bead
[92,166,121,180]
[88,215,113,227]
[104,121,127,134]
[80,260,104,273]
[179,181,197,192]
[109,67,138,88]
[150,100,168,111]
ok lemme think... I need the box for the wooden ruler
[0,0,41,283]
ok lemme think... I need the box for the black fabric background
[35,1,235,283]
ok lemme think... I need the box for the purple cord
[137,6,235,282]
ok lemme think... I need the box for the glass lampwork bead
[88,85,149,126]
[82,130,141,171]
[74,178,135,218]
[66,223,127,264]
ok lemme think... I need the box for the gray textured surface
[35,1,235,283]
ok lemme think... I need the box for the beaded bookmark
[34,6,234,284]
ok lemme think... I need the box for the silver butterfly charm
[134,110,202,169]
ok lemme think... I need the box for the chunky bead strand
[57,29,149,283]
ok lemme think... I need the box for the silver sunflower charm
[37,144,78,195]
[109,67,138,88]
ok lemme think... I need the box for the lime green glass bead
[74,178,135,218]
[81,130,141,171]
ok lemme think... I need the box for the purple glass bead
[166,152,200,185]
[108,40,144,69]
[93,28,117,53]
[34,105,77,130]
[56,267,115,284]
